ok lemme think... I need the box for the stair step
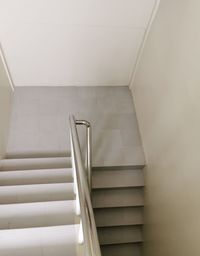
[101,243,141,256]
[92,187,143,208]
[92,169,144,189]
[98,226,142,245]
[0,168,73,185]
[0,183,75,204]
[0,157,71,171]
[6,152,70,159]
[94,207,143,227]
[0,225,78,256]
[0,200,78,229]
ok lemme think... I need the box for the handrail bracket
[75,119,92,191]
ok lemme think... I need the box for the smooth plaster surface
[132,0,200,255]
[0,0,156,86]
[0,50,13,159]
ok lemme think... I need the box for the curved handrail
[69,115,101,256]
[75,119,92,191]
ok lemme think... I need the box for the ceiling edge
[129,0,161,90]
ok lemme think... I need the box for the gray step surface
[101,243,142,256]
[0,225,78,256]
[6,152,71,159]
[94,207,143,227]
[0,200,78,229]
[0,157,71,171]
[98,226,142,245]
[92,169,144,189]
[0,168,73,185]
[92,187,143,208]
[0,183,75,204]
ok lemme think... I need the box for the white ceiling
[0,0,156,86]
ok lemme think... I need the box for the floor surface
[7,86,144,166]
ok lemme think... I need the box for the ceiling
[0,0,156,87]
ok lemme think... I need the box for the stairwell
[1,87,145,255]
[92,166,144,256]
[0,156,80,255]
[0,157,145,256]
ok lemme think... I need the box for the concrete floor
[7,86,144,167]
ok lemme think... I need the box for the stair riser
[98,226,142,245]
[92,169,144,189]
[0,184,75,204]
[0,169,73,186]
[0,157,71,171]
[0,177,72,186]
[92,188,143,208]
[94,207,143,227]
[0,201,78,229]
[101,243,142,256]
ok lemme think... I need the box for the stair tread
[0,225,78,256]
[0,200,78,229]
[0,183,75,204]
[0,168,73,185]
[0,157,71,171]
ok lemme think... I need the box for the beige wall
[0,49,13,159]
[131,0,200,255]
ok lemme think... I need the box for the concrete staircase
[0,156,80,256]
[92,166,144,256]
[0,156,144,256]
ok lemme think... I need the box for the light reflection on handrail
[69,115,101,256]
[75,119,92,192]
[0,43,15,91]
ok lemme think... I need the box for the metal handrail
[0,43,15,91]
[75,120,92,191]
[69,115,101,256]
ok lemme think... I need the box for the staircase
[0,115,144,256]
[92,166,144,256]
[0,156,81,256]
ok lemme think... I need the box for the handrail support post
[69,115,101,255]
[75,120,92,192]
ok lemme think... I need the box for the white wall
[0,0,156,86]
[131,0,200,255]
[0,47,13,159]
